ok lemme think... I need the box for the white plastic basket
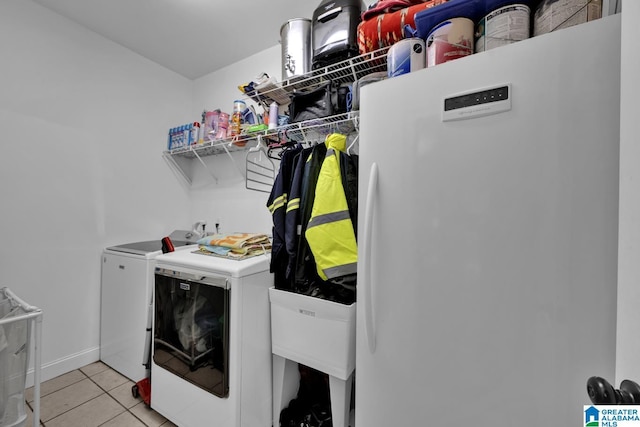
[269,287,355,380]
[0,287,42,427]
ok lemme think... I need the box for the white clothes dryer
[151,249,273,427]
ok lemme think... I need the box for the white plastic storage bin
[0,287,42,427]
[269,287,355,379]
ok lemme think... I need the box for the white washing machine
[151,249,273,427]
[99,231,199,382]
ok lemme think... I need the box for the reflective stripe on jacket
[266,144,303,286]
[305,134,358,281]
[284,147,313,282]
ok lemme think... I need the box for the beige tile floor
[23,360,355,427]
[24,361,177,427]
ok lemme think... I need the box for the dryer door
[154,269,230,398]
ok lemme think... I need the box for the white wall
[616,1,640,384]
[0,0,193,381]
[187,46,284,236]
[0,0,284,383]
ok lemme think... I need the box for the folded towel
[199,245,232,256]
[197,233,271,258]
[198,233,270,249]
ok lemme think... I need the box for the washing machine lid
[105,230,201,256]
[155,249,271,278]
[106,240,162,256]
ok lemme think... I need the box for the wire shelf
[165,111,359,160]
[246,47,390,107]
[164,138,249,160]
[164,47,383,187]
[281,111,359,144]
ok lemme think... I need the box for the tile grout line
[84,370,148,427]
[24,399,44,427]
[26,364,166,427]
[25,370,91,427]
[25,367,126,427]
[86,370,157,427]
[47,394,126,427]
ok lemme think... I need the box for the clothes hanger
[267,130,303,159]
[245,134,276,193]
[347,134,358,155]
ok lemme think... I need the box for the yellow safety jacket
[305,133,358,281]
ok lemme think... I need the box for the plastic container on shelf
[191,122,200,145]
[202,110,219,143]
[414,0,484,39]
[387,38,426,78]
[426,17,475,66]
[414,0,483,67]
[476,0,533,52]
[230,100,246,137]
[533,0,602,36]
[268,102,278,130]
[215,112,230,140]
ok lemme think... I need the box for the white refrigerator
[356,15,620,426]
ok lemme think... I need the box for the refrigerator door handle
[363,162,378,353]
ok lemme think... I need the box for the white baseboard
[25,346,100,388]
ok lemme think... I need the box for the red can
[426,17,474,67]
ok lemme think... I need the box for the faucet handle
[192,221,207,237]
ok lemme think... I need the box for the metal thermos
[280,18,312,80]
